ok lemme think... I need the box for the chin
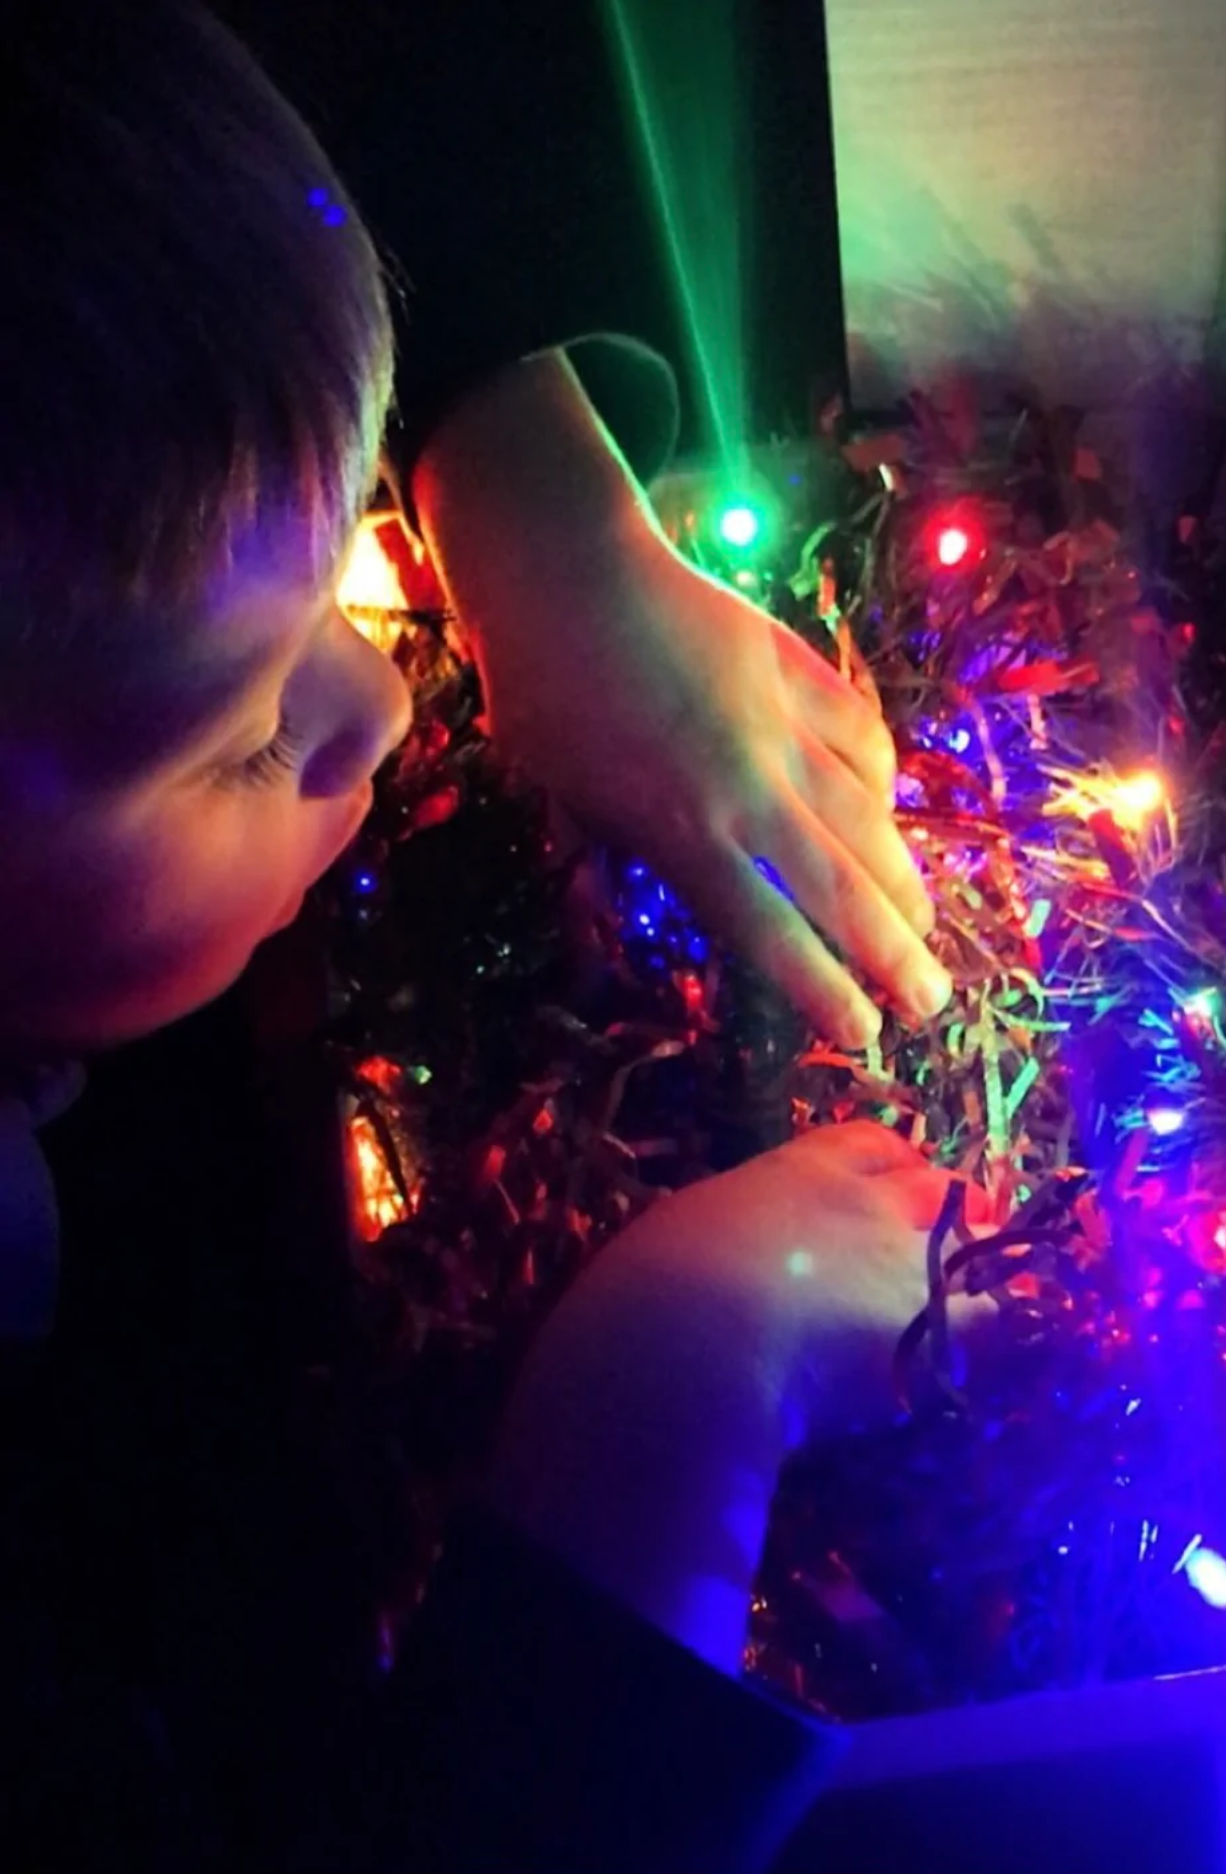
[18,948,266,1056]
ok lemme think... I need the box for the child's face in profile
[0,535,410,1058]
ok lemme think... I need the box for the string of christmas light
[328,390,1226,1713]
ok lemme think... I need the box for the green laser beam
[600,0,748,475]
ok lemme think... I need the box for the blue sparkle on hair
[354,871,379,897]
[324,205,347,227]
[307,186,329,207]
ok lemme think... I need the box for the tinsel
[325,385,1226,1713]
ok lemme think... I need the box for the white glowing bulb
[1186,1545,1226,1609]
[1183,988,1220,1024]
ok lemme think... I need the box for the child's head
[1,1,410,1062]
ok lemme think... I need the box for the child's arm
[411,350,952,1049]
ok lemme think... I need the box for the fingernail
[912,962,954,1020]
[840,1004,882,1051]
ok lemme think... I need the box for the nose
[300,619,413,801]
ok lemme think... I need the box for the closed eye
[226,715,308,790]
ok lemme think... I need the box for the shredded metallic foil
[328,391,1226,1711]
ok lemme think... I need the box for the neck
[0,1098,59,1341]
[0,1058,86,1128]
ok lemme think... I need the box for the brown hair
[1,0,393,729]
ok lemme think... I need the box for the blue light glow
[754,856,796,904]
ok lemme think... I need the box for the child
[1,5,967,1867]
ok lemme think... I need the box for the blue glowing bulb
[354,870,379,897]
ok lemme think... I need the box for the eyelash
[232,716,308,789]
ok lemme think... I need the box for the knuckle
[828,855,866,927]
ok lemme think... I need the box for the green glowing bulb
[717,503,761,550]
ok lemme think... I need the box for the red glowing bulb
[935,525,972,568]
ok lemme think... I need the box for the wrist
[411,350,662,598]
[486,1229,783,1675]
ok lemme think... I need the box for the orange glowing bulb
[1109,769,1166,830]
[338,519,408,615]
[348,1112,409,1242]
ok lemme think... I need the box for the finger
[785,1125,955,1236]
[883,1166,968,1234]
[794,733,934,937]
[775,627,897,804]
[790,1119,930,1177]
[763,789,953,1026]
[667,838,884,1049]
[791,1126,992,1235]
[877,1166,992,1235]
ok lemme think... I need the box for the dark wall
[214,0,843,455]
[744,0,845,436]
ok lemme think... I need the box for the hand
[412,353,953,1050]
[486,1123,989,1674]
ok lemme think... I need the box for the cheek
[0,797,316,1050]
